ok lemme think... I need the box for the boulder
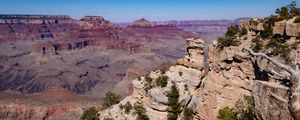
[253,81,292,120]
[273,22,286,35]
[148,88,168,105]
[285,23,300,36]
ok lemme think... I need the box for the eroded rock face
[253,81,292,120]
[98,32,297,119]
[177,38,205,70]
[0,15,199,119]
[0,87,98,120]
[98,37,254,119]
[272,17,300,37]
[0,15,198,96]
[99,38,205,120]
[273,21,286,35]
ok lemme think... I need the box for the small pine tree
[155,75,168,87]
[167,83,181,120]
[251,37,263,52]
[240,27,248,36]
[124,101,133,114]
[183,107,194,120]
[102,91,121,109]
[133,102,150,120]
[184,84,188,91]
[81,107,100,120]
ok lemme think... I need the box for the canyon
[0,14,199,119]
[0,14,258,120]
[98,16,300,120]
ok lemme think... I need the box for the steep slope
[0,15,197,97]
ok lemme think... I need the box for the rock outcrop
[129,18,153,27]
[98,37,254,120]
[242,17,300,37]
[99,22,299,119]
[80,16,114,30]
[99,38,205,120]
[177,38,205,70]
[272,18,300,36]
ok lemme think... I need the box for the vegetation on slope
[156,75,169,87]
[102,91,121,109]
[183,107,194,120]
[81,107,100,120]
[133,102,150,120]
[119,101,133,114]
[218,96,255,120]
[166,83,181,120]
[217,25,242,49]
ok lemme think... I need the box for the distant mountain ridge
[117,18,251,42]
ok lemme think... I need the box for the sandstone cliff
[98,37,254,120]
[98,23,300,119]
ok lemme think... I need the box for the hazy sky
[0,0,297,22]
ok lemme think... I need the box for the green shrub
[251,37,264,52]
[143,74,154,92]
[240,27,248,36]
[166,83,181,120]
[218,95,256,120]
[124,101,133,114]
[271,1,300,22]
[260,24,273,39]
[145,74,153,85]
[183,107,194,120]
[225,25,240,37]
[156,76,168,87]
[217,106,237,120]
[217,25,241,49]
[81,107,100,120]
[265,37,291,59]
[138,76,141,81]
[184,84,188,91]
[276,6,290,19]
[178,71,183,76]
[217,37,240,49]
[102,91,121,109]
[133,102,150,120]
[239,96,255,120]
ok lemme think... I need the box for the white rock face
[98,38,206,119]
